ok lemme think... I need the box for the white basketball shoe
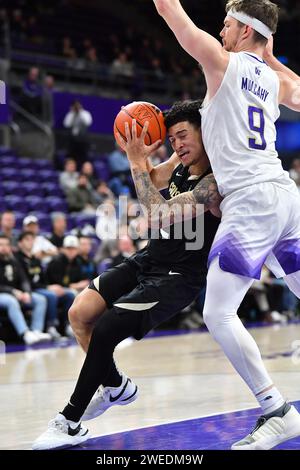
[32,413,91,450]
[82,373,138,421]
[232,404,300,450]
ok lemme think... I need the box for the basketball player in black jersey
[33,100,221,450]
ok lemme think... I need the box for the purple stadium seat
[4,195,29,212]
[97,258,112,274]
[25,195,47,212]
[0,155,18,166]
[75,214,96,227]
[14,211,27,230]
[93,161,110,182]
[35,160,54,170]
[1,181,26,196]
[0,200,7,212]
[55,150,67,170]
[45,197,67,213]
[32,213,52,232]
[41,182,63,197]
[0,168,22,181]
[39,170,59,183]
[20,169,40,182]
[64,215,74,231]
[0,147,12,156]
[22,182,45,197]
[18,158,35,169]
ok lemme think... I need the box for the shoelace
[102,388,111,401]
[49,418,67,433]
[251,415,267,435]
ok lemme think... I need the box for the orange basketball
[114,101,166,146]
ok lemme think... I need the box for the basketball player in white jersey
[121,0,300,450]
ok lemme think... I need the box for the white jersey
[200,51,291,196]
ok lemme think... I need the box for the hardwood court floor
[1,323,300,450]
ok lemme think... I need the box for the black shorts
[88,254,205,339]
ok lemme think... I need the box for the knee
[46,291,57,304]
[6,295,20,310]
[202,309,216,332]
[68,302,83,326]
[203,305,225,334]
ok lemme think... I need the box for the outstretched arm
[153,0,228,75]
[116,120,222,227]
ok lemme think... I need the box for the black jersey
[145,163,220,278]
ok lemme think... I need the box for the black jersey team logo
[169,181,181,198]
[169,180,194,198]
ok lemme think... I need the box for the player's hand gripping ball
[114,101,166,145]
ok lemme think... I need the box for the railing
[7,48,198,102]
[9,100,54,160]
[10,100,52,136]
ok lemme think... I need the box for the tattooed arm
[115,119,222,227]
[131,166,221,226]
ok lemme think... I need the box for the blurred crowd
[0,149,299,345]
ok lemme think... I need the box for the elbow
[155,0,170,16]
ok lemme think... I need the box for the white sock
[256,387,285,414]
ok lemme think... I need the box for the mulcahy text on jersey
[241,77,269,102]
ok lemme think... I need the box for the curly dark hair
[163,100,202,131]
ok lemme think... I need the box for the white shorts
[208,180,300,279]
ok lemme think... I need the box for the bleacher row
[0,147,112,233]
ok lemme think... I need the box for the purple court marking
[5,338,76,354]
[72,401,300,451]
[4,319,300,353]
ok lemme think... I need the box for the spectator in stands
[110,232,136,267]
[111,52,134,79]
[149,144,168,167]
[108,144,132,196]
[62,36,77,60]
[94,199,118,264]
[43,74,55,125]
[77,236,97,282]
[241,267,286,324]
[45,235,85,335]
[46,234,88,295]
[262,267,297,321]
[15,231,63,340]
[26,15,39,43]
[49,212,67,249]
[81,161,98,190]
[66,173,97,213]
[85,47,100,70]
[20,66,43,117]
[93,180,115,206]
[80,37,93,57]
[108,144,129,174]
[59,158,79,194]
[0,234,50,345]
[0,210,18,248]
[63,100,93,166]
[10,9,26,42]
[23,215,58,262]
